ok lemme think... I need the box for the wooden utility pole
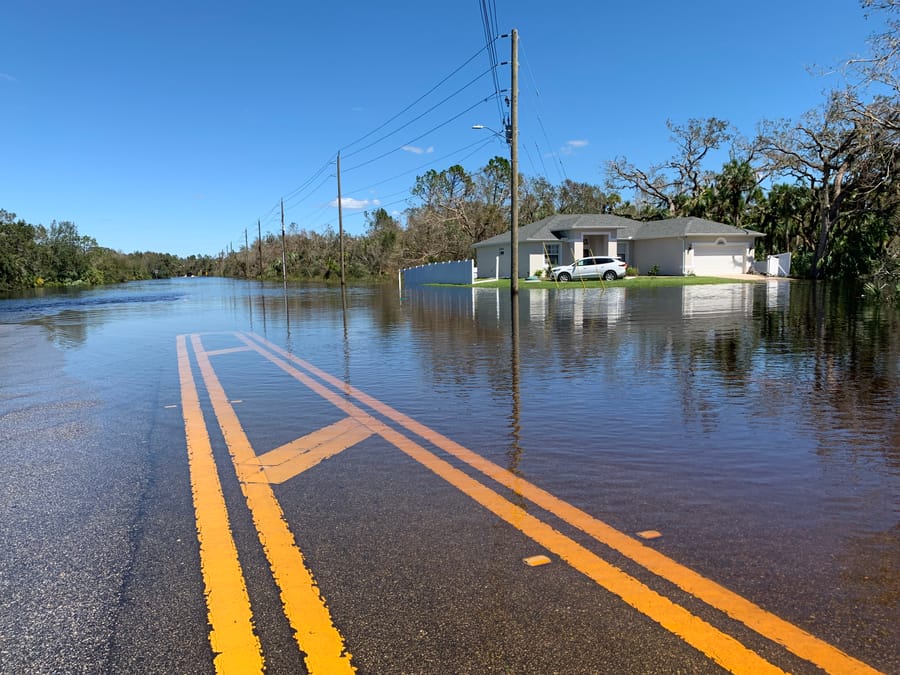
[244,228,250,279]
[337,151,346,289]
[510,28,519,296]
[257,219,262,278]
[280,199,287,287]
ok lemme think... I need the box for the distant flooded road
[1,278,897,673]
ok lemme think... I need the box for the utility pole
[244,228,250,279]
[280,199,287,288]
[257,219,263,278]
[336,152,346,289]
[509,28,519,296]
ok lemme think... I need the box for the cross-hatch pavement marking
[178,331,883,675]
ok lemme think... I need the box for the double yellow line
[177,331,881,674]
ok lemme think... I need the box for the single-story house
[473,214,763,278]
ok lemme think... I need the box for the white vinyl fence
[751,252,792,277]
[401,260,476,286]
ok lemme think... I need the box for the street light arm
[472,123,512,146]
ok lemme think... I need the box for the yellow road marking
[175,335,264,674]
[190,335,355,675]
[205,346,254,357]
[241,331,882,675]
[233,333,783,674]
[254,417,373,485]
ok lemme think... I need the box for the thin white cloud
[0,73,17,82]
[330,197,381,209]
[402,145,434,155]
[560,139,589,155]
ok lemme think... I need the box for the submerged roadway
[0,325,895,674]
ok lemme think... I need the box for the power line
[341,67,497,161]
[346,138,494,194]
[479,0,506,126]
[249,44,503,233]
[281,157,334,202]
[339,41,495,156]
[282,136,499,238]
[342,94,497,174]
[520,39,567,182]
[282,172,334,212]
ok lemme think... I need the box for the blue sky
[0,1,886,257]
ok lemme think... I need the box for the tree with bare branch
[604,118,733,215]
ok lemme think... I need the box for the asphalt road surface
[1,323,895,674]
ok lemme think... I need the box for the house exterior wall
[631,238,685,276]
[475,241,548,278]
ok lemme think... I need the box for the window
[544,244,559,266]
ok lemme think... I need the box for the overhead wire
[338,41,495,155]
[520,39,567,183]
[341,66,498,161]
[479,0,506,126]
[286,137,498,233]
[342,94,498,174]
[353,137,495,193]
[251,42,501,235]
[281,157,334,202]
[282,172,334,212]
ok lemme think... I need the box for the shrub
[626,266,638,276]
[648,264,660,276]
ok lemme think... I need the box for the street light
[471,124,512,145]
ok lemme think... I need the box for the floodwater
[1,277,897,672]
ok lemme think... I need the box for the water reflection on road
[1,277,897,672]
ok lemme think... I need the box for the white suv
[551,256,627,281]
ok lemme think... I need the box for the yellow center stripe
[176,335,264,674]
[190,335,355,675]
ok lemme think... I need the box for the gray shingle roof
[620,217,764,240]
[473,214,638,248]
[474,214,763,247]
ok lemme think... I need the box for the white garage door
[692,244,746,275]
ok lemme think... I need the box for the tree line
[0,209,217,291]
[3,1,896,299]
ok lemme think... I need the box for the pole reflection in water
[247,287,254,332]
[341,286,350,388]
[258,284,268,336]
[283,283,291,340]
[507,297,525,510]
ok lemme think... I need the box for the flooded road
[0,278,897,673]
